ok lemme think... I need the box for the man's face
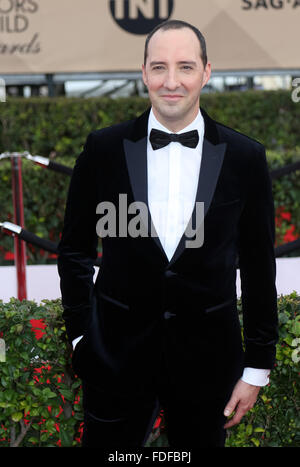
[142,27,211,132]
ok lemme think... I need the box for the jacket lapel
[123,109,169,260]
[123,107,227,266]
[167,138,227,267]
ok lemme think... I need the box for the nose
[163,69,180,90]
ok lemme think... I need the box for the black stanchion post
[46,74,55,97]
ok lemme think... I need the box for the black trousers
[81,380,227,448]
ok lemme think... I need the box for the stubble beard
[154,96,199,130]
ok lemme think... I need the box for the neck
[152,107,199,133]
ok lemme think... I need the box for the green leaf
[291,348,300,363]
[4,390,14,401]
[254,427,265,433]
[50,406,60,417]
[20,352,29,360]
[291,318,300,336]
[60,425,73,447]
[32,423,41,430]
[260,394,271,403]
[251,438,260,447]
[42,387,57,398]
[59,389,74,401]
[28,437,39,444]
[1,377,9,388]
[284,336,294,346]
[45,420,56,433]
[11,412,23,422]
[0,402,11,408]
[73,412,84,421]
[291,337,300,347]
[15,324,23,334]
[32,387,42,397]
[40,432,50,442]
[15,337,22,347]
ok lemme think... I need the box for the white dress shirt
[73,109,270,387]
[147,108,270,387]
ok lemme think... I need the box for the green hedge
[0,92,300,264]
[0,292,299,447]
[1,91,300,156]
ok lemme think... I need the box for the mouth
[161,95,183,102]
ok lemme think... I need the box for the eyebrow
[149,60,197,66]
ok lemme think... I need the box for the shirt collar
[148,107,204,136]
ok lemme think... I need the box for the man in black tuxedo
[57,20,278,447]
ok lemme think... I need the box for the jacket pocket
[99,291,130,310]
[210,198,240,209]
[204,298,235,314]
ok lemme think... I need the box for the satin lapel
[123,106,227,266]
[123,137,169,262]
[167,139,227,268]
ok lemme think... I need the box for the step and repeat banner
[0,0,299,73]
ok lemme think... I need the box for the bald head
[144,20,207,68]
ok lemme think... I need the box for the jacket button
[165,270,177,278]
[164,310,176,320]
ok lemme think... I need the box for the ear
[142,64,148,87]
[201,62,211,89]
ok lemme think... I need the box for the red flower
[153,414,162,429]
[284,225,298,243]
[30,319,47,340]
[281,211,291,221]
[153,409,165,430]
[4,251,14,260]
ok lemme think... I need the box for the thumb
[224,395,238,417]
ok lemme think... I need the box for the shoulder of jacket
[87,119,135,144]
[215,120,265,153]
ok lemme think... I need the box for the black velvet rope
[3,227,300,268]
[48,161,73,176]
[1,154,299,263]
[270,160,300,180]
[41,157,300,179]
[17,228,102,267]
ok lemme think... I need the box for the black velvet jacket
[57,107,278,399]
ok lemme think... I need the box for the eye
[152,66,164,71]
[182,65,193,70]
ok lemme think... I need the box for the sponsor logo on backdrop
[241,0,300,9]
[0,0,40,55]
[109,0,174,35]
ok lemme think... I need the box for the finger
[224,405,246,429]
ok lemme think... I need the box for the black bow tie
[149,128,199,151]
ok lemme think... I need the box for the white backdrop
[0,258,299,303]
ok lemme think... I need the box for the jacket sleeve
[237,144,278,369]
[57,132,98,343]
